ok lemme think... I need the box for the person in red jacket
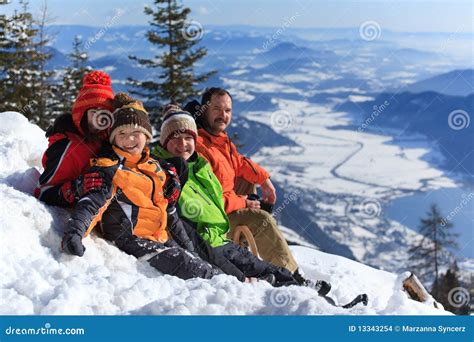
[194,87,305,281]
[34,70,115,207]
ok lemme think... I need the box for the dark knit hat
[109,101,153,143]
[71,70,114,135]
[160,105,197,148]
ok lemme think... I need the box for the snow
[0,111,450,315]
[246,99,456,198]
[348,95,375,102]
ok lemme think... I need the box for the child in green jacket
[153,107,331,293]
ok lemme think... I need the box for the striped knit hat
[71,70,114,135]
[160,105,197,148]
[109,101,153,144]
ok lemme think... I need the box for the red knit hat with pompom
[71,70,114,135]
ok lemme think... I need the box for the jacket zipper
[243,156,258,175]
[144,173,156,201]
[131,159,155,201]
[189,185,212,205]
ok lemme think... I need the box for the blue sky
[3,0,473,33]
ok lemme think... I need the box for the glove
[60,171,103,204]
[162,163,181,207]
[61,231,85,256]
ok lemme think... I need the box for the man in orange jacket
[194,87,301,278]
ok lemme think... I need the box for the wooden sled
[402,272,442,309]
[231,177,260,257]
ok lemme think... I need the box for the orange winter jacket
[196,128,270,214]
[69,144,170,244]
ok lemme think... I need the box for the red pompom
[83,70,111,86]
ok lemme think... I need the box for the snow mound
[0,112,449,315]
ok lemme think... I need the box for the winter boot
[293,268,331,296]
[259,273,276,286]
[306,279,332,296]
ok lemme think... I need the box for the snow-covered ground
[0,111,449,315]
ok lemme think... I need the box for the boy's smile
[114,128,148,155]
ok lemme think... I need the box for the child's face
[114,127,148,155]
[166,132,195,160]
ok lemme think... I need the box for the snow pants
[113,233,222,281]
[213,242,297,286]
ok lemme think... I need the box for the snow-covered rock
[0,111,449,315]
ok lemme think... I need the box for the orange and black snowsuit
[66,144,221,280]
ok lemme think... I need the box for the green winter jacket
[153,145,231,247]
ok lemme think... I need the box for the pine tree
[53,35,90,115]
[0,1,38,117]
[128,0,216,116]
[408,204,459,284]
[34,0,57,128]
[0,0,55,129]
[431,262,470,315]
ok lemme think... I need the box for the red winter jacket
[34,114,102,207]
[196,128,270,214]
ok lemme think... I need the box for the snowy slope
[0,111,449,315]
